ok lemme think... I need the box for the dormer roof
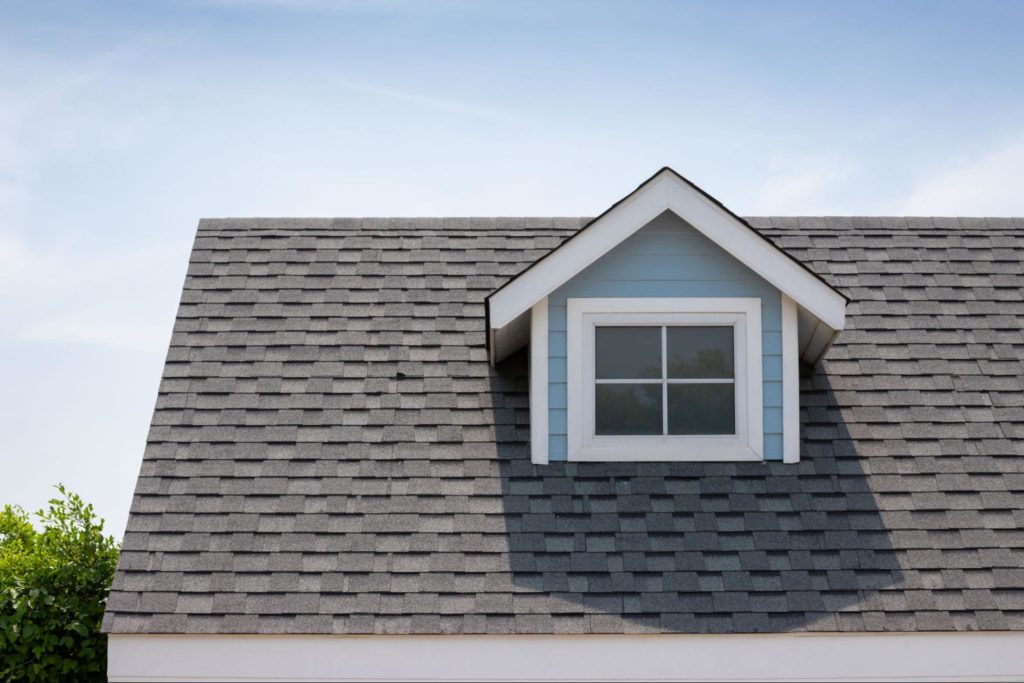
[486,167,848,364]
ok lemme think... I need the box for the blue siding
[546,210,784,461]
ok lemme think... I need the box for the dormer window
[567,297,763,461]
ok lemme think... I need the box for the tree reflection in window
[595,325,735,436]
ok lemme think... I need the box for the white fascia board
[663,176,847,331]
[489,173,671,330]
[488,170,846,334]
[529,298,549,464]
[109,632,1024,682]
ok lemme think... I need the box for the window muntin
[594,325,736,436]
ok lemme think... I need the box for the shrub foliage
[0,486,120,681]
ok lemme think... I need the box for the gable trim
[487,167,847,337]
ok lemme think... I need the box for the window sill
[569,437,763,462]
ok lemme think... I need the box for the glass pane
[595,384,663,435]
[667,384,735,435]
[595,326,662,379]
[667,326,734,379]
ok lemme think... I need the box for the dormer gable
[487,167,847,363]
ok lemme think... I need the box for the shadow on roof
[489,349,903,633]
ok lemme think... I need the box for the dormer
[485,168,848,465]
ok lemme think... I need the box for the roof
[104,215,1024,635]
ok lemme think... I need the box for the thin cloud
[902,139,1024,216]
[20,313,171,353]
[0,232,181,352]
[333,76,523,125]
[191,0,462,14]
[204,0,381,7]
[745,154,856,215]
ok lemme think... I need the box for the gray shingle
[104,216,1024,635]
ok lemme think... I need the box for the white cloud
[0,231,182,352]
[902,140,1024,216]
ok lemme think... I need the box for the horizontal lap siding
[547,211,783,461]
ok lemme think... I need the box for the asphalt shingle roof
[103,216,1024,635]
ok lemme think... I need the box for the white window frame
[567,297,763,462]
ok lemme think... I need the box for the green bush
[0,486,120,682]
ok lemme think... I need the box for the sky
[2,0,1024,538]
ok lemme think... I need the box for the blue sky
[2,0,1023,537]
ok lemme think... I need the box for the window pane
[667,326,734,379]
[667,384,735,435]
[595,326,662,379]
[595,384,662,435]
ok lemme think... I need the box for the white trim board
[529,298,549,465]
[487,168,847,365]
[108,632,1024,682]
